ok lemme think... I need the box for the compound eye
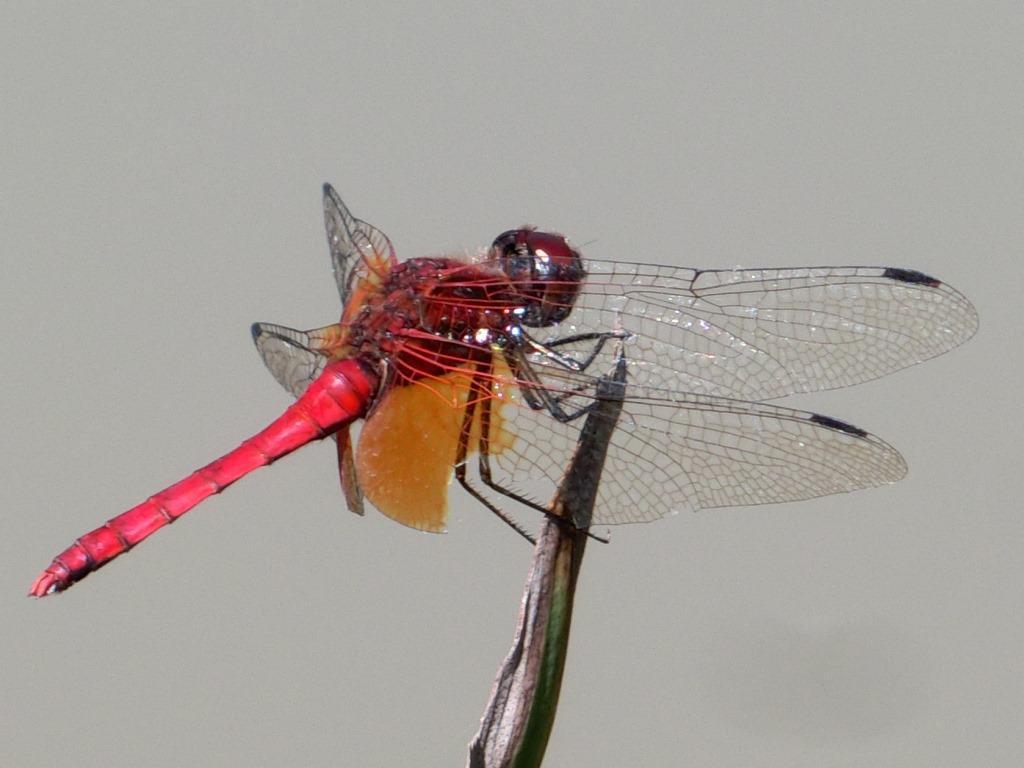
[491,228,585,327]
[491,229,580,277]
[521,231,578,274]
[491,229,529,254]
[491,229,533,280]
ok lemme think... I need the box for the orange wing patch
[355,368,516,532]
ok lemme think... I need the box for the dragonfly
[29,184,978,596]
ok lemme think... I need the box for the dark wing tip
[250,322,266,344]
[809,413,869,438]
[882,267,942,287]
[323,183,345,204]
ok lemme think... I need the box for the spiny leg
[510,328,632,422]
[453,368,536,544]
[468,368,609,543]
[507,347,599,423]
[520,328,631,372]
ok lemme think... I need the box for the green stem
[468,352,626,768]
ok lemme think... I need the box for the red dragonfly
[30,185,978,596]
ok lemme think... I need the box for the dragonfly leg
[453,362,609,543]
[507,328,632,422]
[452,374,536,544]
[519,328,631,373]
[454,467,537,545]
[461,369,608,541]
[506,348,603,424]
[473,439,609,542]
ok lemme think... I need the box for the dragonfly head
[491,228,585,327]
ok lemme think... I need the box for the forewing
[528,261,978,401]
[323,184,396,306]
[251,322,331,398]
[485,381,907,526]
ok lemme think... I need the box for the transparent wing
[323,184,396,306]
[251,322,339,398]
[513,261,979,401]
[481,374,907,526]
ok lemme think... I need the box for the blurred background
[2,3,1019,766]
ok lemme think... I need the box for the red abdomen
[30,357,378,596]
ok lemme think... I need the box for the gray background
[2,3,1019,766]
